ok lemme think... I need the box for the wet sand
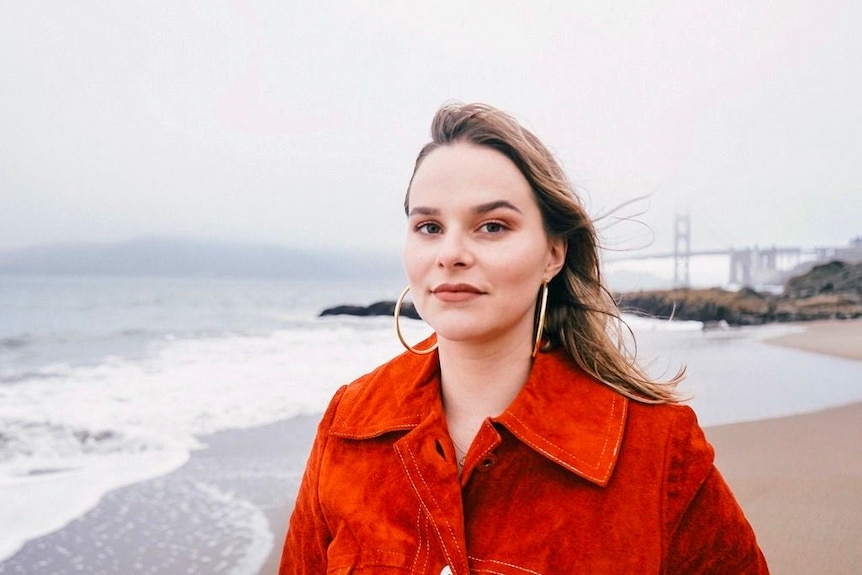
[763,318,862,362]
[0,416,318,575]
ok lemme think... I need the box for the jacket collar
[329,345,628,487]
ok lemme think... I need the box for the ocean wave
[0,448,189,563]
[0,370,68,385]
[0,320,405,561]
[619,313,704,332]
[0,419,151,466]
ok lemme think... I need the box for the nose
[436,229,473,269]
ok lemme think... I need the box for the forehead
[408,142,534,207]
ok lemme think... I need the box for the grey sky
[1,1,860,259]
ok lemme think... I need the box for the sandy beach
[1,320,859,574]
[705,319,862,575]
[707,401,862,574]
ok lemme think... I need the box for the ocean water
[2,275,861,570]
[0,275,408,566]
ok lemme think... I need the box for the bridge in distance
[606,245,853,287]
[605,215,862,287]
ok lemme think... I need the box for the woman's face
[404,142,565,353]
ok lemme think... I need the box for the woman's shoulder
[624,399,715,475]
[627,398,702,427]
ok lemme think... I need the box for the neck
[437,331,534,448]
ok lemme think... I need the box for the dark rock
[784,260,862,298]
[618,287,775,326]
[320,300,421,320]
[619,259,862,326]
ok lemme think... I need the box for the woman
[280,104,767,573]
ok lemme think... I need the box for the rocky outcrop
[784,260,862,298]
[320,300,420,320]
[619,287,774,326]
[619,260,862,326]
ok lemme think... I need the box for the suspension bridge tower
[673,213,691,288]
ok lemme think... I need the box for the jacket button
[477,452,497,471]
[440,567,453,575]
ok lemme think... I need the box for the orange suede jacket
[280,347,768,574]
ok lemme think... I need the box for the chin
[434,318,508,346]
[425,319,486,344]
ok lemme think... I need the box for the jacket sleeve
[279,385,347,575]
[661,407,769,574]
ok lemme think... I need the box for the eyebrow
[408,200,523,217]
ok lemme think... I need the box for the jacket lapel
[494,350,628,486]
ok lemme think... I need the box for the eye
[416,222,442,235]
[480,221,507,234]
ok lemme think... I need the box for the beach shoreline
[0,416,319,575]
[762,318,862,361]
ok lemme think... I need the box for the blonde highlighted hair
[405,103,684,403]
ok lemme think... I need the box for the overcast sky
[1,1,860,260]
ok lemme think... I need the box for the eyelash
[415,222,442,234]
[480,221,507,233]
[413,221,509,235]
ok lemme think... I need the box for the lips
[432,283,484,302]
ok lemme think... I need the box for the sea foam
[0,315,408,562]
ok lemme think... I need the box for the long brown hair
[405,103,684,403]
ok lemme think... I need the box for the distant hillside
[0,237,402,279]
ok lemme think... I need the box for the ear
[544,236,567,280]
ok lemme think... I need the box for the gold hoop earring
[532,281,550,358]
[394,286,438,355]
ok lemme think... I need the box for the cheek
[402,239,431,283]
[497,244,551,281]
